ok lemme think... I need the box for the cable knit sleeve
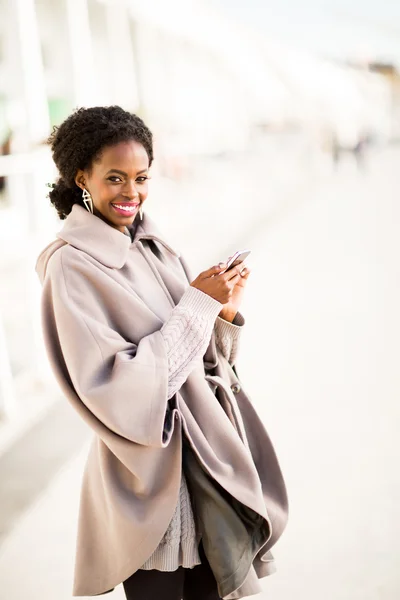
[214,313,245,366]
[160,286,222,399]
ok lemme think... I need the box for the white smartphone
[219,250,251,274]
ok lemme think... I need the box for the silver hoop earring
[139,206,143,221]
[82,188,93,214]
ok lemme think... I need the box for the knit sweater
[123,225,244,571]
[141,287,244,571]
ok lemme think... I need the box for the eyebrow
[106,168,148,176]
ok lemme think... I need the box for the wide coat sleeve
[41,248,172,448]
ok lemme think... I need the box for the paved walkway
[0,144,399,599]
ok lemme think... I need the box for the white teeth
[113,204,137,212]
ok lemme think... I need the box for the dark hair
[47,106,153,219]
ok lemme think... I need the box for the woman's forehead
[96,140,149,172]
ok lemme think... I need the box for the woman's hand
[190,262,246,306]
[218,258,251,322]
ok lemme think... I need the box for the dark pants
[122,541,221,600]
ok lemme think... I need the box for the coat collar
[57,203,180,269]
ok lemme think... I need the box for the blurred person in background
[0,130,12,198]
[331,125,368,172]
[35,106,288,600]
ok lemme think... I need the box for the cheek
[89,180,111,200]
[104,183,118,198]
[101,184,122,202]
[139,185,149,199]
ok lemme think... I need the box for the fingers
[202,263,227,279]
[224,263,246,281]
[227,265,251,286]
[229,275,241,289]
[200,261,250,282]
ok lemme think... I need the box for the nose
[122,180,139,200]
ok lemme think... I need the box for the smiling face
[75,140,150,233]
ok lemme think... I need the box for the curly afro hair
[47,106,154,219]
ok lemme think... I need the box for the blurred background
[0,0,399,598]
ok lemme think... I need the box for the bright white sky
[213,0,400,67]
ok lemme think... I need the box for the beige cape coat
[35,204,289,598]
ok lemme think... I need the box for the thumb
[202,263,226,278]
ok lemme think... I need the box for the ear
[75,169,86,191]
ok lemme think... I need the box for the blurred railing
[0,149,57,431]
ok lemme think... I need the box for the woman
[36,106,288,600]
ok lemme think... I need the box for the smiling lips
[111,202,139,215]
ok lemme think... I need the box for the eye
[136,176,149,183]
[107,176,123,183]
